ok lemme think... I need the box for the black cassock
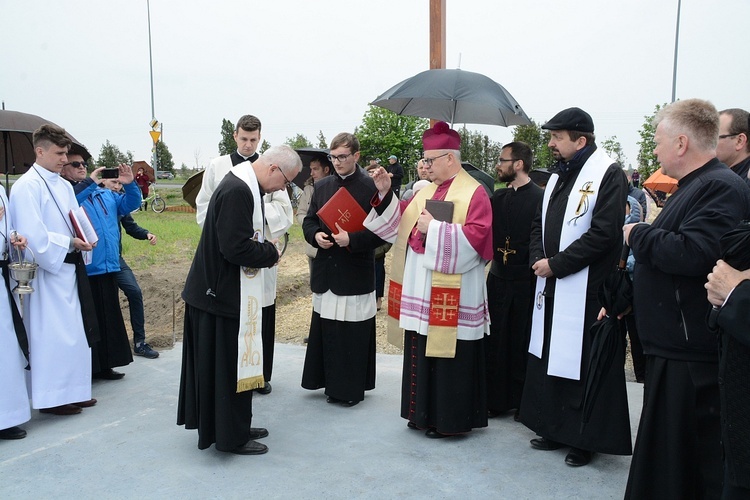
[486,181,543,414]
[520,150,632,455]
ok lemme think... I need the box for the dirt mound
[121,237,402,356]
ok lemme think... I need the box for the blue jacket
[76,182,142,275]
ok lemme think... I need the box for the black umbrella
[580,244,632,431]
[1,110,91,187]
[461,162,494,197]
[708,220,750,329]
[181,170,203,209]
[371,68,531,127]
[292,147,330,189]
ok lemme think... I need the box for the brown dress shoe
[40,404,82,415]
[73,399,97,408]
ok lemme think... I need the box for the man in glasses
[485,142,543,422]
[366,121,492,438]
[60,152,89,189]
[301,132,384,407]
[178,145,301,455]
[716,108,750,184]
[196,114,293,395]
[521,107,630,467]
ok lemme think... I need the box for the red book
[317,187,367,234]
[69,206,99,244]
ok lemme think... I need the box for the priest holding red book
[366,122,493,438]
[301,132,385,407]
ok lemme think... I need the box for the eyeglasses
[422,152,450,167]
[497,158,517,163]
[718,133,740,139]
[327,153,353,163]
[277,166,294,188]
[65,161,87,168]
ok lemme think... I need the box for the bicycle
[138,184,166,213]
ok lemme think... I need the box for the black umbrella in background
[580,244,632,432]
[292,148,330,189]
[708,220,750,329]
[1,109,91,189]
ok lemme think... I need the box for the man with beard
[486,142,543,420]
[520,108,630,467]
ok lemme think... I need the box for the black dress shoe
[326,396,342,404]
[565,448,592,467]
[256,382,272,395]
[530,437,562,450]
[228,440,268,455]
[425,428,449,439]
[407,421,419,430]
[513,410,521,422]
[249,428,268,440]
[326,396,359,407]
[487,409,502,418]
[93,368,125,380]
[0,426,27,440]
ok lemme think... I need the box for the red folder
[317,187,367,234]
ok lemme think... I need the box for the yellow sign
[149,130,161,144]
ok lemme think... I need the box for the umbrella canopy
[580,244,632,449]
[371,69,531,127]
[182,170,204,209]
[132,160,155,183]
[643,167,678,207]
[293,147,331,189]
[0,110,91,176]
[461,162,494,197]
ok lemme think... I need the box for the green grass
[121,211,201,270]
[121,209,306,271]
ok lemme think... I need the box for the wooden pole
[429,0,446,69]
[429,0,446,127]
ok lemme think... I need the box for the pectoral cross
[575,181,595,215]
[498,236,516,265]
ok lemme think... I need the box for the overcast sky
[2,0,748,171]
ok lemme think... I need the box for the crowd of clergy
[4,102,750,498]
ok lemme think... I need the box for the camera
[101,168,119,179]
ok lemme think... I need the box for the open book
[69,206,99,245]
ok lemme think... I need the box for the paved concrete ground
[1,343,642,499]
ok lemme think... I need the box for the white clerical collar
[33,163,60,183]
[236,150,252,161]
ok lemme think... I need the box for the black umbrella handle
[618,243,630,270]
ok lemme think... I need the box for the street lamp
[671,0,682,103]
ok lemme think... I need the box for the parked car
[156,171,175,180]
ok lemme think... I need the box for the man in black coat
[486,142,543,419]
[387,155,404,198]
[520,107,630,468]
[717,108,750,184]
[177,145,301,455]
[301,133,384,406]
[624,99,750,499]
[707,258,750,498]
